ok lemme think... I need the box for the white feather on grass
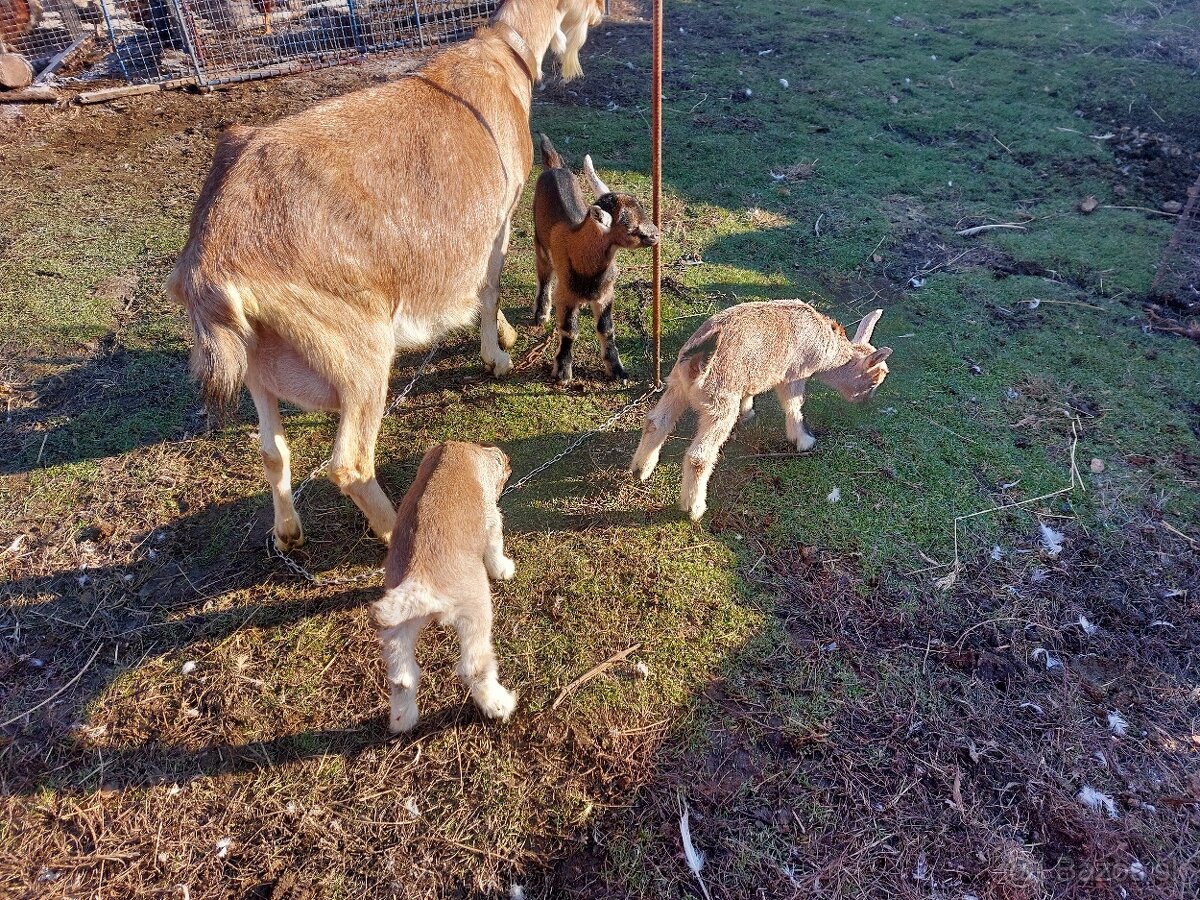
[1078,786,1119,819]
[1039,523,1065,556]
[678,795,713,900]
[1107,710,1129,736]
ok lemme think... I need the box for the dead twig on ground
[956,223,1028,236]
[1,644,102,729]
[549,643,642,711]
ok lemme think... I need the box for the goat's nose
[643,227,661,246]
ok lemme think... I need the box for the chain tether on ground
[269,343,661,587]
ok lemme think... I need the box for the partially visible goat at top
[631,300,893,521]
[532,134,659,384]
[168,0,604,549]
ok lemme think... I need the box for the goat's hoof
[491,556,516,581]
[474,682,517,722]
[273,524,305,551]
[608,365,629,382]
[388,695,420,734]
[795,434,817,452]
[485,352,513,378]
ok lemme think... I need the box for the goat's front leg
[248,381,303,549]
[679,399,739,521]
[480,219,514,376]
[552,300,580,385]
[775,379,815,451]
[483,504,515,581]
[453,584,516,723]
[739,395,755,423]
[591,298,628,381]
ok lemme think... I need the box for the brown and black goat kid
[532,134,659,384]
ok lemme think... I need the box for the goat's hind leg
[680,400,739,521]
[378,613,430,733]
[328,338,397,543]
[533,241,553,326]
[481,220,515,375]
[248,381,304,549]
[453,580,516,723]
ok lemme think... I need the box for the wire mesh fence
[1150,173,1200,321]
[1,0,494,86]
[100,0,495,85]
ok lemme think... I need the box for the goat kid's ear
[853,309,884,344]
[589,205,613,230]
[868,347,893,365]
[583,155,612,196]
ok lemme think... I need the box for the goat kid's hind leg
[680,400,739,521]
[776,379,815,451]
[533,242,553,326]
[328,343,396,543]
[378,615,429,733]
[592,298,628,381]
[551,301,580,385]
[248,382,303,549]
[481,220,515,376]
[453,584,516,723]
[630,378,688,480]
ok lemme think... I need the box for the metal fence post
[97,0,132,83]
[411,0,426,48]
[167,0,209,86]
[345,0,368,55]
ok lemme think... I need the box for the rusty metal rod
[651,0,663,386]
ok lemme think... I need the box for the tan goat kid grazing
[631,301,893,521]
[168,0,604,549]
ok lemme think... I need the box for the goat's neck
[495,0,562,75]
[567,226,618,279]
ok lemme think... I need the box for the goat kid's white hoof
[795,433,816,452]
[389,701,420,734]
[493,556,516,581]
[474,682,517,722]
[683,500,707,522]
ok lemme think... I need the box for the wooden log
[0,83,56,102]
[0,52,34,90]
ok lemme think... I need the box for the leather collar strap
[492,21,539,83]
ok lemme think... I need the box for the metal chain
[501,386,659,499]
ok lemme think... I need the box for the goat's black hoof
[608,365,629,382]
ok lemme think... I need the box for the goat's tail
[374,582,442,629]
[167,265,252,409]
[539,133,563,170]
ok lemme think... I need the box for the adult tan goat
[168,0,604,549]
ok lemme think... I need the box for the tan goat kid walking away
[169,0,604,549]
